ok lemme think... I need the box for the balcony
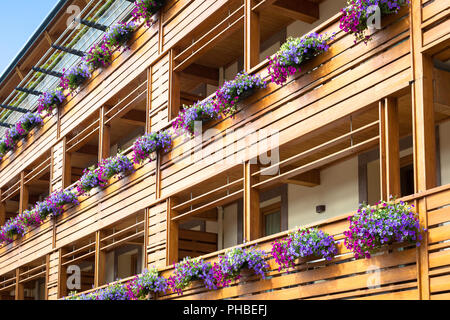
[0,0,448,300]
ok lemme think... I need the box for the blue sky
[0,0,59,77]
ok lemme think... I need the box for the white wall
[223,203,238,249]
[288,157,359,229]
[440,121,450,185]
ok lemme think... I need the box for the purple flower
[46,189,79,218]
[37,89,65,115]
[271,228,338,271]
[339,0,410,44]
[173,98,219,136]
[268,33,334,85]
[76,153,134,195]
[344,199,423,259]
[132,130,172,164]
[60,63,91,91]
[104,21,137,49]
[215,71,267,115]
[83,42,114,71]
[132,0,165,26]
[167,257,215,295]
[213,246,269,288]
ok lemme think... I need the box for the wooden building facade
[0,0,448,300]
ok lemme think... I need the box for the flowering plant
[76,154,134,195]
[104,21,137,49]
[344,199,423,259]
[339,0,410,44]
[271,228,338,271]
[213,246,268,288]
[76,167,102,195]
[173,98,220,136]
[66,282,129,300]
[132,130,172,164]
[60,63,91,91]
[125,268,167,299]
[268,33,333,85]
[0,219,26,243]
[34,201,52,221]
[132,0,165,26]
[168,257,215,295]
[2,113,44,151]
[83,42,113,70]
[37,89,65,115]
[97,153,134,182]
[17,112,44,134]
[46,189,79,218]
[215,72,267,115]
[17,209,43,229]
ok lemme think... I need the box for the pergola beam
[52,44,85,57]
[77,18,108,32]
[16,87,43,96]
[0,104,28,113]
[32,67,63,78]
[0,122,12,129]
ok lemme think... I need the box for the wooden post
[19,171,29,214]
[244,0,260,72]
[379,98,401,200]
[14,268,23,300]
[99,107,110,161]
[94,231,105,288]
[155,153,161,200]
[146,66,152,134]
[243,161,261,242]
[166,198,179,265]
[144,208,150,268]
[0,189,5,226]
[410,0,432,300]
[62,137,72,189]
[169,49,180,121]
[44,254,50,300]
[410,0,436,193]
[57,248,68,299]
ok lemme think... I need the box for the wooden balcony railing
[153,183,450,300]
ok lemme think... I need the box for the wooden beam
[181,64,219,86]
[270,0,319,24]
[410,0,431,301]
[0,190,5,227]
[411,1,436,193]
[144,208,150,268]
[15,269,23,300]
[44,31,53,46]
[44,255,49,300]
[57,248,68,299]
[283,169,320,187]
[19,172,29,214]
[243,161,261,242]
[167,198,179,265]
[99,106,110,162]
[94,231,106,288]
[169,49,181,121]
[146,67,152,134]
[63,137,72,189]
[379,98,401,200]
[15,67,24,81]
[245,0,260,72]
